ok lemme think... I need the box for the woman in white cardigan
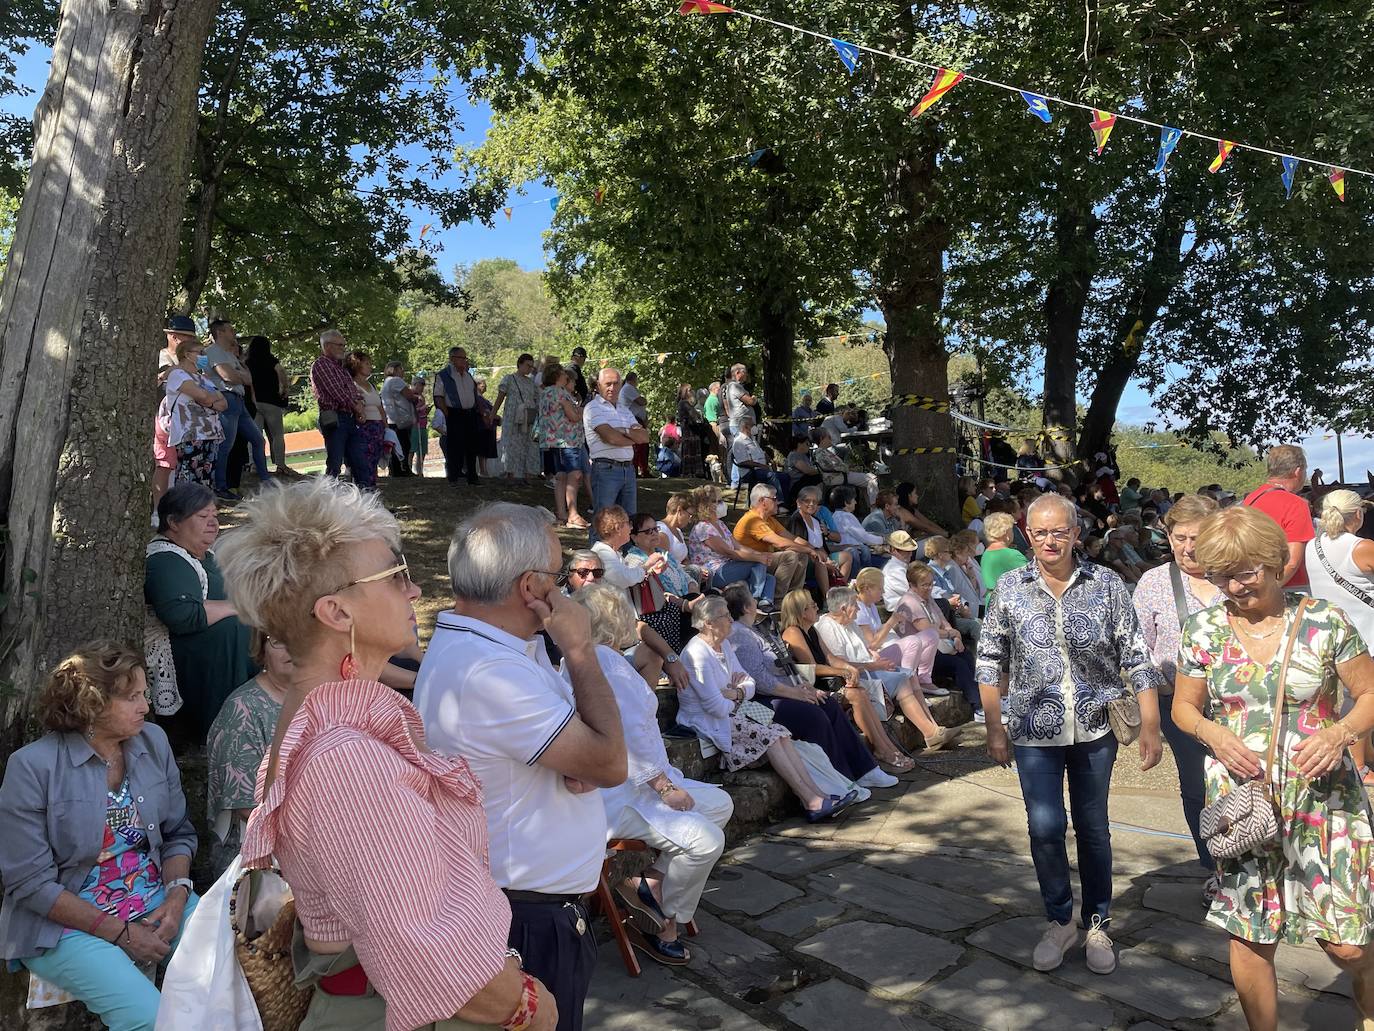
[569,585,732,967]
[680,596,855,823]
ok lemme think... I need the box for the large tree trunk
[756,288,795,455]
[1077,192,1191,460]
[878,133,957,527]
[0,0,216,1016]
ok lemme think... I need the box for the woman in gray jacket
[0,641,198,1031]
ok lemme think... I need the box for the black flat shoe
[629,927,690,966]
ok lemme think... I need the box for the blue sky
[5,42,1370,479]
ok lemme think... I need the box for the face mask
[195,354,210,372]
[716,502,728,518]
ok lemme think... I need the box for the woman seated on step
[569,583,733,968]
[679,596,856,823]
[720,582,897,789]
[850,566,944,696]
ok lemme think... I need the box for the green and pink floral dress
[1178,596,1373,945]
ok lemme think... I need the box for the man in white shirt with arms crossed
[584,367,648,541]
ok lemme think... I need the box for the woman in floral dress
[1173,505,1374,1031]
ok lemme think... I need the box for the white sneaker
[973,710,987,724]
[1032,920,1079,972]
[857,767,899,789]
[1084,915,1116,974]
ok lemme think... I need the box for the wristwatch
[664,652,680,664]
[165,877,194,896]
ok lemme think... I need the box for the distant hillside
[1112,427,1265,496]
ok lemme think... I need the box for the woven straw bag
[231,868,313,1031]
[1199,599,1310,861]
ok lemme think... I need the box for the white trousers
[610,783,734,923]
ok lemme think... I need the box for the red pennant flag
[503,207,512,221]
[419,223,431,239]
[1089,110,1117,155]
[1208,140,1235,173]
[594,187,605,205]
[677,1,733,13]
[1329,168,1346,201]
[911,68,964,118]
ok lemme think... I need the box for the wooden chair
[593,838,698,977]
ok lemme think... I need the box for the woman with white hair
[220,479,555,1030]
[680,596,855,822]
[569,584,732,967]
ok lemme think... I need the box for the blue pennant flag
[549,195,560,212]
[1152,126,1183,174]
[1281,156,1299,198]
[1019,91,1052,123]
[830,38,860,75]
[747,148,767,166]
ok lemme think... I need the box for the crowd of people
[8,334,1374,1031]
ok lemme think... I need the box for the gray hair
[692,594,730,629]
[797,485,822,504]
[1025,491,1079,526]
[730,363,747,376]
[320,328,344,347]
[156,482,215,533]
[568,583,638,649]
[448,503,557,603]
[826,586,858,614]
[749,483,777,507]
[569,549,601,569]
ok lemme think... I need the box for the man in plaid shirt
[310,329,366,479]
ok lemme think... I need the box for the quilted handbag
[1106,692,1141,745]
[1199,599,1310,861]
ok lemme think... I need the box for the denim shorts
[556,447,588,474]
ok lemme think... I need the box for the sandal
[881,752,915,772]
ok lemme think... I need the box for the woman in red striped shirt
[220,477,555,1031]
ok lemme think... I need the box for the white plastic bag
[155,855,264,1031]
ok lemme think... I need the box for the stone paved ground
[584,738,1360,1030]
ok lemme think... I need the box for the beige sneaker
[1032,920,1079,971]
[1084,915,1117,974]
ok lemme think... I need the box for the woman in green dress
[1173,505,1374,1031]
[144,482,255,740]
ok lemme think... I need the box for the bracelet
[656,782,674,798]
[501,971,539,1031]
[88,911,109,938]
[1334,720,1360,748]
[1190,716,1209,744]
[118,920,130,945]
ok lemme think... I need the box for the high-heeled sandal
[881,752,915,772]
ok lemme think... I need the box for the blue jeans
[589,459,636,542]
[711,559,774,602]
[322,412,368,479]
[213,393,269,489]
[24,893,200,1031]
[1014,735,1118,926]
[1160,694,1214,870]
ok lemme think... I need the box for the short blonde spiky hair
[216,478,401,652]
[1193,506,1288,580]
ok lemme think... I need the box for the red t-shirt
[1243,484,1316,587]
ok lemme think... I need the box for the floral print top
[688,520,740,576]
[538,385,583,449]
[975,558,1162,746]
[70,779,165,928]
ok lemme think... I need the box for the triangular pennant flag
[1329,168,1346,202]
[830,38,860,75]
[549,195,560,212]
[1019,91,1052,123]
[1089,110,1117,155]
[747,148,767,166]
[419,223,432,239]
[1152,126,1182,174]
[677,0,733,13]
[1281,156,1299,198]
[910,68,964,118]
[503,207,512,221]
[594,187,605,205]
[1208,140,1235,173]
[656,353,668,365]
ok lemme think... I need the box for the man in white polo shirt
[583,366,647,540]
[416,502,627,1031]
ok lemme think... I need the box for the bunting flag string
[830,38,860,74]
[1281,156,1299,199]
[1152,126,1182,174]
[1090,110,1117,155]
[1330,168,1346,202]
[674,3,1372,194]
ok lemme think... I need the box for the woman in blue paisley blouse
[975,492,1163,979]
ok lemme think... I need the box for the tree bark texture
[0,0,217,1017]
[1077,192,1191,460]
[756,290,796,456]
[878,133,958,527]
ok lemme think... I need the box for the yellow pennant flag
[1208,140,1235,173]
[910,68,964,118]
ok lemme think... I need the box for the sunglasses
[569,567,605,581]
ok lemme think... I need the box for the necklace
[1230,615,1284,641]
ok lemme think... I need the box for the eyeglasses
[632,527,656,536]
[341,557,411,591]
[1028,528,1075,543]
[569,567,605,581]
[1204,566,1266,588]
[526,567,574,588]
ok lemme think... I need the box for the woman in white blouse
[570,585,732,967]
[816,587,959,751]
[680,597,855,822]
[591,505,666,588]
[829,485,886,570]
[850,567,944,695]
[657,493,694,565]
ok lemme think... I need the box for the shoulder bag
[1199,597,1311,860]
[1169,562,1191,631]
[1314,535,1374,608]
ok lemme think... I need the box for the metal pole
[1337,431,1346,484]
